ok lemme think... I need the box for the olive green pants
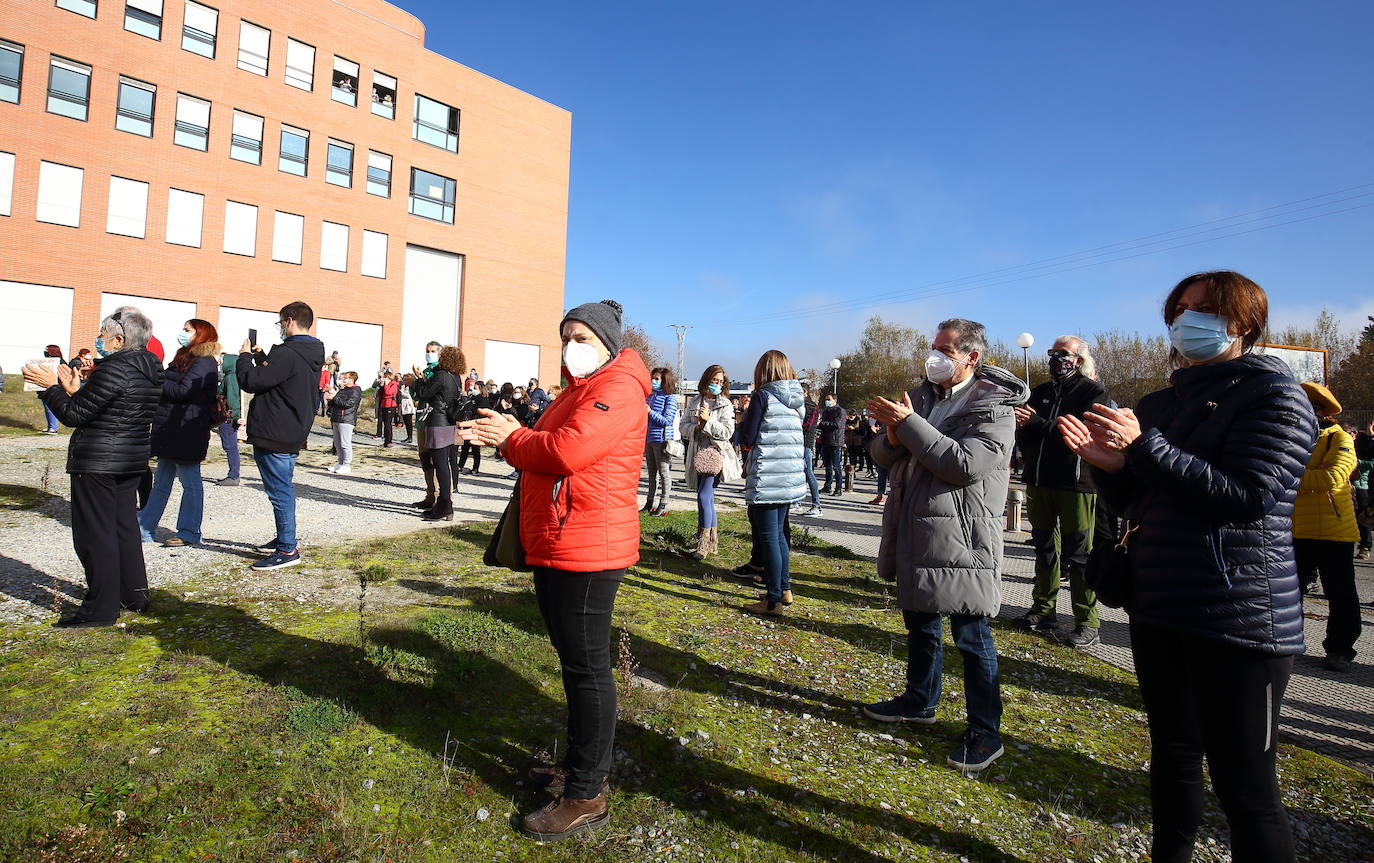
[1026,485,1099,627]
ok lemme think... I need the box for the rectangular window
[371,71,395,119]
[223,200,256,256]
[230,110,263,164]
[106,176,149,238]
[271,210,303,264]
[325,139,352,187]
[165,188,203,247]
[181,1,217,58]
[115,76,155,137]
[0,40,23,105]
[413,94,459,152]
[37,161,83,227]
[331,56,358,106]
[237,20,269,76]
[173,93,210,150]
[125,0,163,40]
[0,152,16,217]
[360,230,387,278]
[278,124,307,175]
[408,167,455,224]
[365,150,391,198]
[320,221,347,272]
[56,0,97,18]
[46,57,91,121]
[284,38,314,91]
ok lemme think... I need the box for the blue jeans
[253,448,298,552]
[822,445,843,490]
[903,611,1002,740]
[137,458,205,543]
[696,474,718,529]
[749,503,790,603]
[218,420,241,478]
[876,465,889,497]
[802,447,821,506]
[43,402,59,432]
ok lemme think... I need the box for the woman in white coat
[681,364,741,559]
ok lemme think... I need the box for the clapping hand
[1058,404,1140,474]
[56,364,80,395]
[21,361,58,391]
[1013,405,1035,428]
[865,391,914,428]
[458,408,522,449]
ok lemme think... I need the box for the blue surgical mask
[1169,309,1237,362]
[707,384,722,396]
[651,379,662,391]
[94,337,111,358]
[176,331,192,348]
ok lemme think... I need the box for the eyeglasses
[1047,349,1077,359]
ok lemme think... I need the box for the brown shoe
[688,529,710,561]
[743,599,786,616]
[161,537,188,547]
[519,794,609,842]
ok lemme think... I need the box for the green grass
[0,374,68,437]
[0,511,1370,862]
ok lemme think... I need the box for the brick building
[0,0,571,384]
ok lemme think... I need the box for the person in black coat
[457,388,491,475]
[411,346,464,521]
[1013,335,1109,646]
[138,320,221,548]
[1060,271,1316,863]
[24,308,163,627]
[817,396,847,495]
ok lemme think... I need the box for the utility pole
[668,324,691,395]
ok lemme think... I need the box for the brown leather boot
[520,794,609,842]
[742,599,786,616]
[527,763,609,797]
[411,465,437,508]
[688,529,709,560]
[707,526,719,554]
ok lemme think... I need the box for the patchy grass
[1,512,1370,862]
[0,376,67,437]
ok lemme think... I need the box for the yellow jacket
[1293,423,1359,542]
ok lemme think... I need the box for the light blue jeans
[137,458,204,543]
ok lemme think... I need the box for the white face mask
[563,341,601,377]
[425,351,439,364]
[925,350,961,384]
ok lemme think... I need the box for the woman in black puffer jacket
[411,345,464,521]
[24,308,164,627]
[1060,271,1316,863]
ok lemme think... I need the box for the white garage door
[317,318,382,383]
[0,281,74,373]
[101,293,198,358]
[400,245,462,369]
[217,306,284,351]
[484,340,541,388]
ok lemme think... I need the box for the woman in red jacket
[459,299,648,843]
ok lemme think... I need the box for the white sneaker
[326,464,339,473]
[798,506,822,518]
[335,465,351,475]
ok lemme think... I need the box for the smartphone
[247,328,258,349]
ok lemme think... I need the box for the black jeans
[458,442,482,472]
[70,472,148,621]
[401,413,414,441]
[1131,621,1295,863]
[1294,538,1361,661]
[1355,488,1370,550]
[533,568,623,799]
[420,445,455,514]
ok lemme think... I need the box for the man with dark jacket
[237,301,325,571]
[1013,335,1108,647]
[817,395,847,496]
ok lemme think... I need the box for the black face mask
[1048,355,1078,380]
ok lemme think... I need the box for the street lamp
[1015,332,1034,385]
[829,357,842,401]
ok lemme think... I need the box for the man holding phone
[237,302,325,570]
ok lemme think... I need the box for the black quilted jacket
[1093,354,1316,655]
[43,348,164,475]
[1016,373,1107,493]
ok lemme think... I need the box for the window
[371,71,395,119]
[46,57,91,121]
[331,56,357,106]
[237,20,269,76]
[0,40,22,105]
[360,230,387,278]
[409,168,455,224]
[165,188,203,247]
[365,151,391,197]
[173,93,210,150]
[0,152,15,217]
[36,161,83,227]
[56,0,97,18]
[181,1,217,58]
[125,0,163,40]
[106,176,149,238]
[223,200,256,256]
[413,94,459,152]
[230,110,263,164]
[320,221,347,272]
[115,76,155,137]
[271,210,303,264]
[284,38,313,90]
[278,124,307,175]
[325,139,352,187]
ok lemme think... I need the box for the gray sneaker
[1058,625,1100,648]
[216,476,241,486]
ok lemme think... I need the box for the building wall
[0,0,570,383]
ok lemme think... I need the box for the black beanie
[561,299,624,356]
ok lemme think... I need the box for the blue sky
[402,0,1374,377]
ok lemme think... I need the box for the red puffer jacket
[504,349,650,572]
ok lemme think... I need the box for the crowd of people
[17,271,1370,857]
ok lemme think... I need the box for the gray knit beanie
[561,299,624,356]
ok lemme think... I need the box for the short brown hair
[698,364,729,399]
[279,301,314,330]
[650,366,677,394]
[1162,271,1268,350]
[437,345,466,374]
[753,349,796,389]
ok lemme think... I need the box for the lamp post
[829,357,842,402]
[1015,332,1034,385]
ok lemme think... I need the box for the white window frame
[278,124,308,176]
[115,75,156,137]
[181,1,218,58]
[271,210,304,264]
[284,38,314,91]
[173,93,210,150]
[236,20,269,76]
[365,150,391,198]
[165,188,204,248]
[331,56,358,106]
[0,151,14,217]
[0,40,22,105]
[360,230,387,278]
[46,56,92,121]
[319,221,348,272]
[325,139,352,188]
[230,110,264,164]
[125,0,163,40]
[106,176,149,238]
[222,200,257,256]
[36,161,83,227]
[371,71,396,118]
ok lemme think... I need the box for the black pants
[533,568,623,799]
[378,407,395,444]
[401,413,414,441]
[1131,621,1295,863]
[1294,538,1361,661]
[70,472,148,621]
[458,442,482,472]
[420,445,455,513]
[136,465,152,510]
[1355,488,1370,550]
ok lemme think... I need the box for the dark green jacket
[219,353,242,421]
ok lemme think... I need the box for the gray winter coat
[742,379,807,505]
[870,365,1030,616]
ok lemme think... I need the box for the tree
[1360,315,1374,346]
[1088,330,1173,409]
[832,316,930,407]
[1331,338,1374,415]
[1271,308,1357,372]
[622,319,665,371]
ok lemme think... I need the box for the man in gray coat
[863,318,1029,774]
